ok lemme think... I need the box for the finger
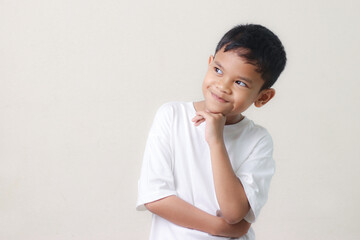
[197,111,225,122]
[205,109,225,117]
[194,118,205,126]
[192,115,204,122]
[195,110,212,120]
[193,115,205,125]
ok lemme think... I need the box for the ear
[254,88,276,107]
[208,55,214,65]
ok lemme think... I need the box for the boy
[136,24,286,239]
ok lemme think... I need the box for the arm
[145,195,251,238]
[209,141,250,224]
[193,111,250,224]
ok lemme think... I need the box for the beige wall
[1,0,359,239]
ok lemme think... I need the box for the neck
[225,114,244,125]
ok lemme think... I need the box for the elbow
[221,200,250,224]
[223,216,242,225]
[144,202,156,213]
[221,209,248,225]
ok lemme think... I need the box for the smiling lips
[211,92,228,103]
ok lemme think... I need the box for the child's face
[202,49,274,124]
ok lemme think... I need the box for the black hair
[215,24,287,90]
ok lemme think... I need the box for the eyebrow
[214,60,253,84]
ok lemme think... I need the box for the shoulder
[149,101,193,139]
[245,119,273,155]
[149,102,186,136]
[155,101,193,119]
[247,120,272,139]
[238,118,273,152]
[156,101,191,112]
[241,118,272,139]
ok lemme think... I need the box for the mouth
[211,92,228,103]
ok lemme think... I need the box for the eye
[214,67,223,74]
[235,80,247,87]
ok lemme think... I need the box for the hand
[214,218,251,238]
[192,111,226,145]
[213,211,250,238]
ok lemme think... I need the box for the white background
[1,0,360,239]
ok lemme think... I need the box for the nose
[216,78,231,94]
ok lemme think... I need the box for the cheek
[201,81,207,95]
[202,76,212,91]
[233,93,254,108]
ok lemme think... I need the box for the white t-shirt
[137,102,275,240]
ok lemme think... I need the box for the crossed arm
[145,195,250,238]
[145,110,252,238]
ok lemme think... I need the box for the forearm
[192,110,250,224]
[145,195,250,237]
[210,141,250,224]
[145,195,218,234]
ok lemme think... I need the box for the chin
[205,104,228,115]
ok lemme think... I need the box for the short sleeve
[136,104,177,211]
[236,133,275,223]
